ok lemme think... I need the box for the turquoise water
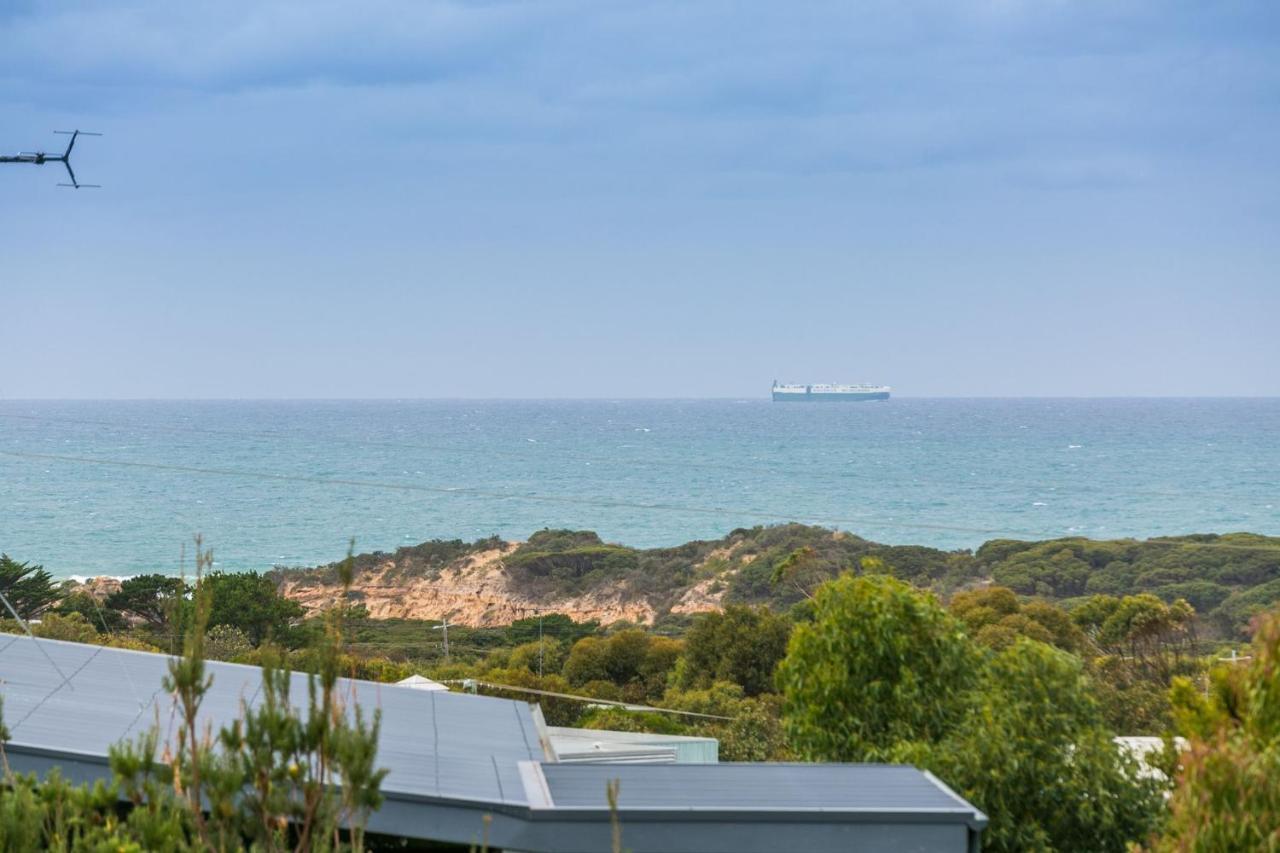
[1,399,1277,578]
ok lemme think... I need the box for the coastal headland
[63,524,1280,637]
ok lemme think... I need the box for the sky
[1,0,1277,398]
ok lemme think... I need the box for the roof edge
[920,769,989,830]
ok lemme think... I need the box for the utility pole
[433,618,452,664]
[538,613,544,678]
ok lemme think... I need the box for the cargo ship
[772,381,891,402]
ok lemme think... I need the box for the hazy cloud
[1,0,1277,396]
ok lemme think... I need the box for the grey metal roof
[0,634,543,806]
[537,763,984,821]
[547,725,719,764]
[0,635,986,853]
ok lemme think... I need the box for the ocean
[1,398,1277,578]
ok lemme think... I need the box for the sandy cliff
[275,542,725,627]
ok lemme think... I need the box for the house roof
[0,635,985,853]
[395,673,449,691]
[0,633,542,806]
[537,762,984,819]
[547,724,719,764]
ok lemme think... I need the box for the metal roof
[519,763,987,853]
[0,635,986,852]
[395,673,449,691]
[0,634,543,806]
[547,725,719,764]
[537,763,983,818]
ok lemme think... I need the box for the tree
[508,637,567,675]
[950,585,1020,625]
[675,605,791,696]
[662,682,791,762]
[562,635,610,685]
[1096,594,1196,663]
[916,640,1163,852]
[1213,578,1280,638]
[0,555,59,619]
[203,571,305,646]
[562,630,682,702]
[779,573,1163,852]
[55,590,127,632]
[1075,593,1197,682]
[1150,609,1280,850]
[476,669,585,727]
[950,587,1084,653]
[505,613,598,646]
[106,574,188,630]
[1020,601,1084,653]
[777,574,980,760]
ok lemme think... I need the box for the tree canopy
[950,585,1085,653]
[777,574,980,760]
[0,554,59,619]
[675,605,791,696]
[203,571,306,646]
[778,572,1163,852]
[106,574,188,630]
[562,628,682,702]
[1153,610,1280,850]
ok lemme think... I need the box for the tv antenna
[1,130,102,188]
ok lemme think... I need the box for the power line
[448,679,732,721]
[0,591,74,685]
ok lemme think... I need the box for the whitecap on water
[1032,501,1048,506]
[69,574,135,583]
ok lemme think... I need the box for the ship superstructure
[772,381,891,402]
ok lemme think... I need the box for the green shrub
[779,573,1163,852]
[1153,609,1280,850]
[203,624,253,661]
[1212,577,1280,638]
[674,605,791,696]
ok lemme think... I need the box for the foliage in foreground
[1148,610,1280,850]
[777,573,1165,853]
[0,540,386,851]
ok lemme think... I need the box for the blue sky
[1,0,1277,398]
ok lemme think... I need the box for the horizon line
[2,395,1278,403]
